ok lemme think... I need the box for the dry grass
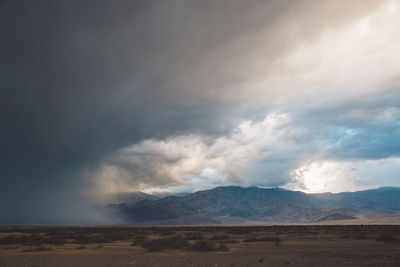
[1,225,400,266]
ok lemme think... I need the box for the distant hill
[310,187,400,211]
[107,186,400,225]
[92,191,159,206]
[314,208,358,222]
[315,214,357,222]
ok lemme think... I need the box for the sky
[1,0,400,224]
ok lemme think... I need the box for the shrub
[168,237,191,250]
[191,240,217,251]
[45,237,66,245]
[243,236,282,245]
[376,234,397,243]
[185,232,205,240]
[19,248,35,253]
[133,234,148,242]
[275,238,282,246]
[209,233,231,240]
[191,240,228,252]
[142,236,190,252]
[353,233,367,240]
[20,246,52,252]
[35,246,52,251]
[217,243,229,251]
[142,239,169,251]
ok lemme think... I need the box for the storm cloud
[1,0,399,224]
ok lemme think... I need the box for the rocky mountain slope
[108,186,400,224]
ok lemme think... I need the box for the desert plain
[1,225,400,266]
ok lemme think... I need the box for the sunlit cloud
[288,157,400,193]
[87,1,400,198]
[88,113,307,196]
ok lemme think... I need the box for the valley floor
[1,225,400,266]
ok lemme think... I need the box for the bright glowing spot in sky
[387,1,398,14]
[292,161,338,193]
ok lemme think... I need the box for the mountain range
[105,186,400,225]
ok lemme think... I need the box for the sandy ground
[1,225,400,266]
[1,239,400,266]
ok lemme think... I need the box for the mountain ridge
[107,186,400,225]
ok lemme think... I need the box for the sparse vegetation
[19,246,52,253]
[142,236,190,251]
[191,240,228,252]
[209,232,230,240]
[185,231,205,240]
[140,235,229,252]
[3,225,400,266]
[1,225,400,253]
[376,234,397,243]
[243,235,282,245]
[35,245,52,251]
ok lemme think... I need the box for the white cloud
[232,0,400,113]
[88,0,400,198]
[89,113,310,195]
[287,157,400,193]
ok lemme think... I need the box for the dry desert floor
[1,225,400,266]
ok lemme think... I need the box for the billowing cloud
[89,114,307,195]
[88,0,400,198]
[89,97,400,196]
[289,158,400,193]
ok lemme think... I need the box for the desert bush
[185,232,205,240]
[132,234,148,243]
[0,232,69,246]
[0,235,17,244]
[191,240,217,251]
[72,233,115,244]
[35,245,52,251]
[142,238,170,251]
[142,236,190,252]
[275,237,282,246]
[352,233,367,240]
[243,236,282,245]
[209,233,230,240]
[226,228,250,235]
[25,240,44,246]
[191,240,228,251]
[168,236,191,250]
[242,236,258,242]
[3,246,19,250]
[217,243,229,251]
[222,239,239,244]
[20,246,52,252]
[0,233,47,246]
[376,234,397,243]
[160,230,175,236]
[19,248,35,253]
[130,236,148,246]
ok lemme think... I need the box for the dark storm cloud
[0,0,393,223]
